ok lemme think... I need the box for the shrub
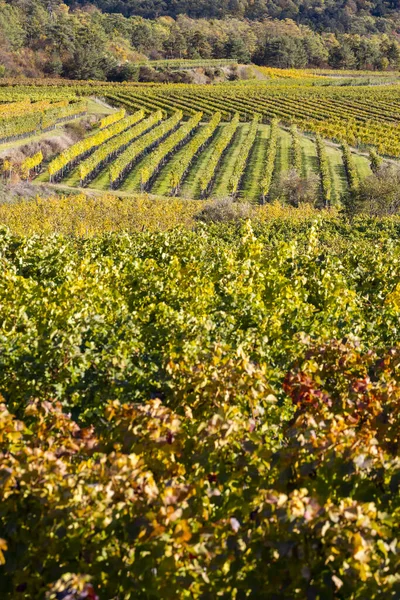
[344,164,400,217]
[274,169,320,207]
[195,197,254,223]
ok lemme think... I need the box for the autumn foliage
[1,219,400,598]
[1,340,400,598]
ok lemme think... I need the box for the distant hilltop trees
[1,0,400,79]
[67,0,400,32]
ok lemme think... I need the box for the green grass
[35,168,51,183]
[211,124,250,198]
[86,98,117,117]
[136,123,209,196]
[62,166,82,187]
[117,154,149,193]
[277,128,292,174]
[325,144,348,205]
[180,124,227,199]
[88,165,111,191]
[301,136,319,179]
[269,127,291,199]
[240,124,270,202]
[150,139,193,196]
[353,153,372,180]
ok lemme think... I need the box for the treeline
[1,1,400,79]
[68,0,400,36]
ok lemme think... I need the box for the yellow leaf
[0,538,8,565]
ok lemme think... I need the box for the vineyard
[130,58,239,70]
[0,98,88,144]
[36,115,372,205]
[1,208,400,599]
[1,78,398,204]
[2,75,400,600]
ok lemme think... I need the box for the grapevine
[168,112,222,196]
[139,112,202,191]
[290,124,303,174]
[260,117,279,203]
[199,113,240,198]
[77,110,165,186]
[228,114,261,197]
[315,134,332,207]
[342,141,360,193]
[20,151,43,180]
[109,111,183,188]
[99,109,126,129]
[369,148,382,173]
[48,110,144,182]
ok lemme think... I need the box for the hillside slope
[1,1,400,79]
[68,0,400,32]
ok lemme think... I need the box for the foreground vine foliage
[1,218,400,598]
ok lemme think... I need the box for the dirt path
[91,97,116,111]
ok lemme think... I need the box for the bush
[195,197,254,223]
[344,164,400,217]
[274,169,320,207]
[107,62,139,82]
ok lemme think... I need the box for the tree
[45,14,76,54]
[186,30,213,59]
[261,37,308,68]
[381,38,400,68]
[302,34,329,67]
[274,170,320,207]
[224,36,251,63]
[63,23,110,80]
[107,62,139,81]
[0,2,26,50]
[131,17,167,55]
[329,41,357,69]
[43,51,63,76]
[351,37,381,70]
[163,24,187,58]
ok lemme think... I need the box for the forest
[2,0,400,79]
[67,0,400,30]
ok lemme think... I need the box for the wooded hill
[68,0,400,33]
[1,0,400,79]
